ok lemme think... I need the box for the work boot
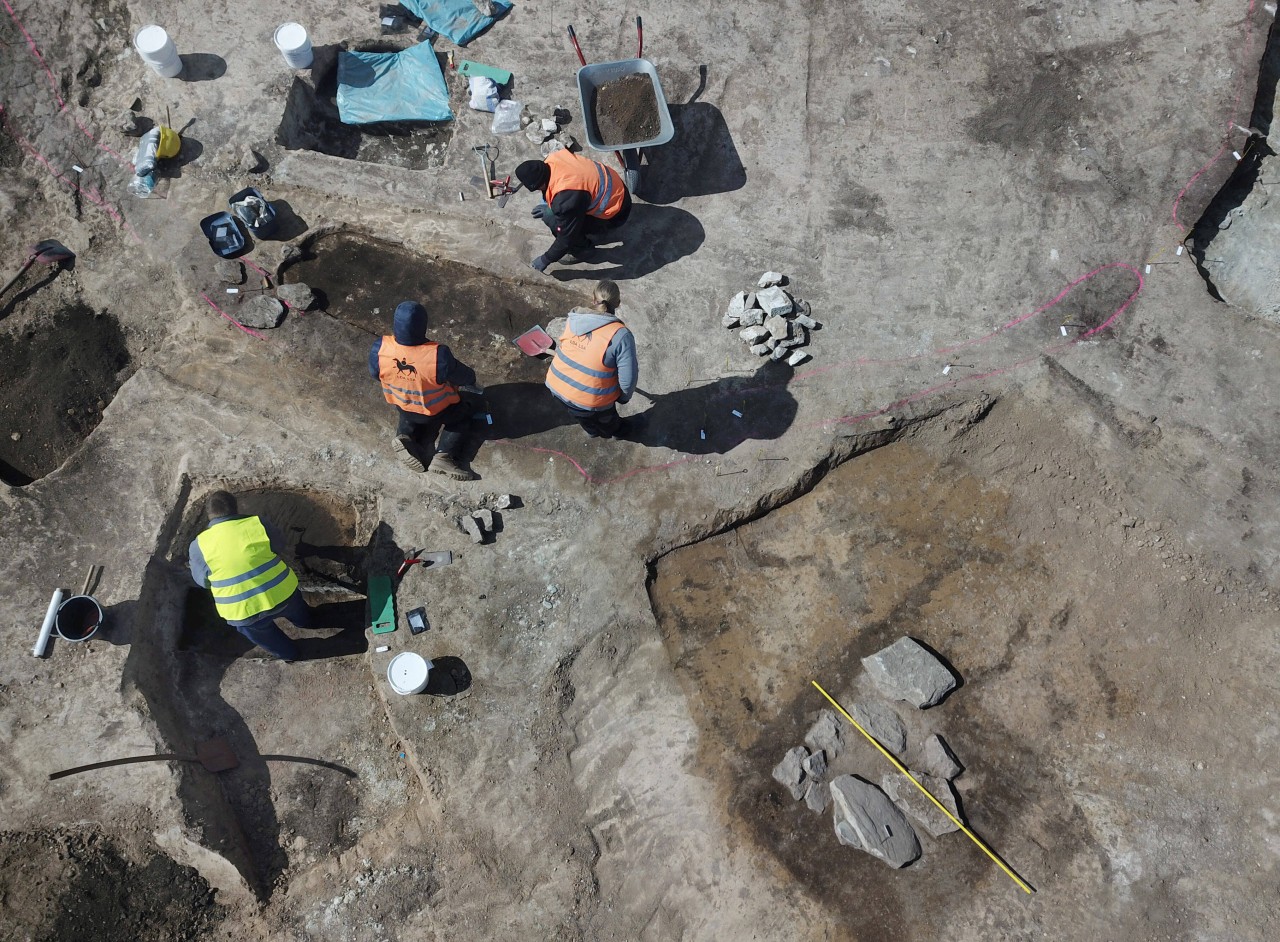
[393,434,426,472]
[428,452,476,481]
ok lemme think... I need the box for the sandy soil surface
[2,1,1280,940]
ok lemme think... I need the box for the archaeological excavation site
[4,1,1280,940]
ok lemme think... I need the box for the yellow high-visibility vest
[196,517,298,622]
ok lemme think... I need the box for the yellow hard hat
[156,125,181,159]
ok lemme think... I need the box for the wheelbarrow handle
[567,24,587,67]
[637,16,643,59]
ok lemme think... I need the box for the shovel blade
[30,239,75,266]
[196,736,239,773]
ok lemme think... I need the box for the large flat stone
[829,775,921,868]
[924,733,963,780]
[862,637,957,708]
[804,710,843,759]
[755,285,793,317]
[849,700,907,756]
[881,771,964,837]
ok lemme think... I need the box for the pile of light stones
[722,272,820,366]
[771,637,965,870]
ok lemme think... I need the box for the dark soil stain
[0,304,130,485]
[593,73,660,146]
[0,827,223,942]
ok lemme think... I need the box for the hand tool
[1,240,75,303]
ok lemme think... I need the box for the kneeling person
[546,280,637,438]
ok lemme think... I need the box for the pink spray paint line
[0,106,143,244]
[493,264,1145,486]
[1,0,129,165]
[241,257,304,313]
[201,293,269,340]
[1171,0,1260,230]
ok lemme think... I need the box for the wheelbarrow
[568,17,674,196]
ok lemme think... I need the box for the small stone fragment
[763,336,778,350]
[276,282,315,311]
[460,515,484,543]
[803,750,827,781]
[829,775,921,868]
[745,292,758,309]
[923,734,962,780]
[780,326,809,349]
[10,432,20,442]
[739,325,769,344]
[804,780,830,812]
[749,343,772,356]
[541,117,560,133]
[756,285,793,317]
[240,147,264,173]
[805,709,843,759]
[238,297,285,329]
[850,701,908,756]
[740,309,765,328]
[862,637,958,708]
[794,314,820,330]
[526,124,549,144]
[726,291,749,316]
[722,313,741,329]
[795,298,812,318]
[215,260,245,285]
[772,746,809,800]
[770,344,790,361]
[541,139,565,156]
[495,494,516,509]
[786,350,811,367]
[118,111,142,136]
[474,509,495,532]
[764,315,791,341]
[881,771,964,837]
[758,271,785,288]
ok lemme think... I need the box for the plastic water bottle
[127,172,156,197]
[132,127,160,177]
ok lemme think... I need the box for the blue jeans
[232,591,312,661]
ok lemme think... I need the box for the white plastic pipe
[33,589,63,657]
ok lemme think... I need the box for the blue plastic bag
[400,0,512,46]
[337,41,454,125]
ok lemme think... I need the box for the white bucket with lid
[134,25,182,78]
[387,652,432,695]
[274,23,313,69]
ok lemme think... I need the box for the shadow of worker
[550,202,705,282]
[624,359,798,455]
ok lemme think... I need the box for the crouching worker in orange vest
[545,280,640,438]
[369,301,478,480]
[516,150,632,273]
[189,490,313,662]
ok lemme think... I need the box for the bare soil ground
[593,74,660,146]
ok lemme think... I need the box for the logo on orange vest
[394,358,417,376]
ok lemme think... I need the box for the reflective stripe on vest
[377,337,461,416]
[196,517,299,623]
[544,150,626,220]
[545,320,624,410]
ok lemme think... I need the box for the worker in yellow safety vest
[369,301,480,480]
[188,490,313,662]
[545,280,641,438]
[516,150,632,273]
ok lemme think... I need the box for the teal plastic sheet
[401,0,512,46]
[337,42,453,125]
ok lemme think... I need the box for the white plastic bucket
[134,25,182,79]
[387,652,432,695]
[274,23,313,69]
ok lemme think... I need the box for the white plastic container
[387,652,432,695]
[274,23,313,69]
[134,25,183,78]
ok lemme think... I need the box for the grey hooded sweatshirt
[550,308,637,409]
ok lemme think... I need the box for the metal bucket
[55,595,103,643]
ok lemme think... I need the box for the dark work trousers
[542,190,633,252]
[232,590,313,661]
[564,402,622,438]
[396,400,475,458]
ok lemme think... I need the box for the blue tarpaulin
[400,0,512,46]
[337,42,453,125]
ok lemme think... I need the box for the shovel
[0,240,75,303]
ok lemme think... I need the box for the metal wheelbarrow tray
[577,59,674,152]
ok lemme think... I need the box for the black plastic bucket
[55,595,103,642]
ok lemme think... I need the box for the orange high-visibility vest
[545,320,625,410]
[544,150,626,219]
[377,338,461,415]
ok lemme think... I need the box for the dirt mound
[592,74,660,146]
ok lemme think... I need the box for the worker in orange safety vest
[369,301,479,480]
[516,150,632,273]
[545,280,640,438]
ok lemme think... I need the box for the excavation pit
[284,231,595,439]
[0,304,130,486]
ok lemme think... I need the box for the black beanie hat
[515,159,551,191]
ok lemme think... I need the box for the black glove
[530,202,551,220]
[531,255,549,273]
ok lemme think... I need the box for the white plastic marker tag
[375,645,389,653]
[700,429,706,440]
[1145,264,1152,274]
[1061,325,1068,336]
[72,165,84,173]
[226,288,239,294]
[942,365,952,375]
[732,410,743,418]
[1176,245,1184,256]
[486,414,493,425]
[381,17,395,25]
[1233,151,1242,161]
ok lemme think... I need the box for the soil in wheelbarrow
[592,74,660,146]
